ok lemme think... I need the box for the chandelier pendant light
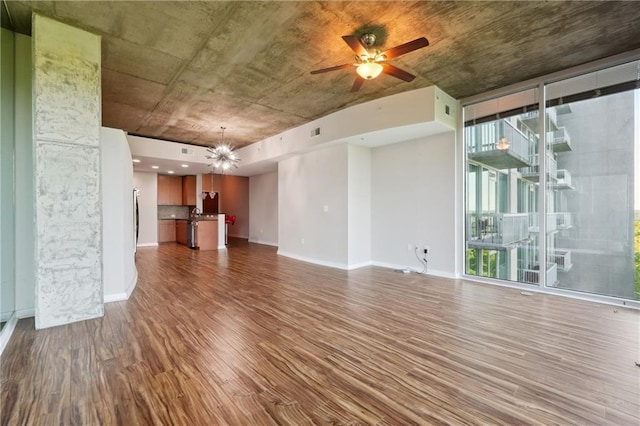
[206,126,240,172]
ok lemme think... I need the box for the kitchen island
[192,214,226,250]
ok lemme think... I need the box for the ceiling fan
[310,33,429,92]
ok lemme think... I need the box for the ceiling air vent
[181,148,194,156]
[310,127,321,137]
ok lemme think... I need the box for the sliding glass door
[544,64,639,300]
[463,59,639,302]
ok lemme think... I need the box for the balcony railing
[519,152,557,183]
[549,249,572,272]
[518,262,558,286]
[552,169,574,189]
[467,212,530,249]
[520,109,559,131]
[553,212,572,229]
[547,127,572,152]
[529,213,558,233]
[466,119,536,169]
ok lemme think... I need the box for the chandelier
[206,127,240,172]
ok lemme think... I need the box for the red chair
[224,215,236,245]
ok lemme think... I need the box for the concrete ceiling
[3,1,640,149]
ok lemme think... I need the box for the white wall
[133,172,158,246]
[275,135,457,274]
[249,171,278,246]
[238,86,456,168]
[278,144,348,267]
[371,132,456,277]
[347,144,371,267]
[14,33,34,316]
[101,127,137,302]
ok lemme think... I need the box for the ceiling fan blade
[310,63,353,75]
[342,35,368,57]
[350,76,365,92]
[382,64,416,82]
[381,37,429,59]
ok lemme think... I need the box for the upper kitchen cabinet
[157,175,182,205]
[182,175,196,206]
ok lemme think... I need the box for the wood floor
[1,240,639,425]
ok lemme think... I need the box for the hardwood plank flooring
[1,240,639,425]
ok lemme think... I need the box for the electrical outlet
[407,243,412,251]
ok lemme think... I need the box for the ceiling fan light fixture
[310,34,428,91]
[360,33,377,48]
[356,62,383,80]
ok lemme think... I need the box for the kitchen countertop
[158,214,221,223]
[198,214,219,220]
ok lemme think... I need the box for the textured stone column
[33,15,103,329]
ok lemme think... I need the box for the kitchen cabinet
[182,175,196,206]
[157,175,182,205]
[158,219,176,242]
[176,220,188,245]
[197,220,219,250]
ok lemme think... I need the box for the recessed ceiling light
[132,159,141,163]
[167,171,174,174]
[151,165,159,169]
[181,164,189,168]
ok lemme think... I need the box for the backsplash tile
[158,205,190,219]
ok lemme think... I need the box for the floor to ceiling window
[464,89,540,284]
[544,63,639,300]
[463,59,639,302]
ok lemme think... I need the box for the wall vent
[310,127,321,137]
[181,148,194,156]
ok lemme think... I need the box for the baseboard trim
[104,292,127,303]
[371,261,456,279]
[427,269,457,279]
[347,261,373,270]
[104,268,139,304]
[136,242,158,247]
[274,251,456,277]
[277,250,348,270]
[16,308,35,319]
[248,239,278,247]
[229,234,249,240]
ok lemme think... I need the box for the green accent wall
[1,28,16,321]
